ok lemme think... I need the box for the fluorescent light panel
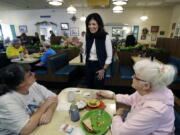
[48,0,63,6]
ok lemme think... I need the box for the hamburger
[88,99,100,107]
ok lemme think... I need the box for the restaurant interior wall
[169,5,180,37]
[170,5,180,27]
[0,7,174,44]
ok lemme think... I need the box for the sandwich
[82,117,99,134]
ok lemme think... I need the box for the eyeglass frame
[132,74,147,82]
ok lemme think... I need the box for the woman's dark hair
[0,63,31,96]
[85,13,107,38]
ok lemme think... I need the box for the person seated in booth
[112,35,121,49]
[20,33,28,46]
[97,59,177,135]
[6,38,28,59]
[4,36,11,44]
[33,32,40,45]
[125,32,137,47]
[0,63,58,135]
[69,37,82,48]
[36,42,56,67]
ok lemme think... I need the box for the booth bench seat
[168,56,180,89]
[119,65,134,80]
[35,53,78,82]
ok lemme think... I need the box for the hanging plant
[35,21,57,26]
[70,15,77,23]
[142,28,149,35]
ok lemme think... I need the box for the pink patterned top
[111,88,175,135]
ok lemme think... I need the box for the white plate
[75,100,87,109]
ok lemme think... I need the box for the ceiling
[0,0,180,10]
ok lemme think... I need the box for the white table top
[69,55,85,66]
[11,57,39,63]
[11,53,41,63]
[30,87,116,135]
[131,56,162,64]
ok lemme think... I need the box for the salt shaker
[19,51,24,61]
[69,104,80,122]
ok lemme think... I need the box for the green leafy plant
[51,45,79,50]
[117,44,143,52]
[27,44,43,49]
[146,48,167,53]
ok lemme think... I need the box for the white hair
[42,41,50,46]
[133,59,177,89]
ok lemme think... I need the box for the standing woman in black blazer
[82,13,112,89]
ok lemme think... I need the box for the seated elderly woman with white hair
[97,59,177,135]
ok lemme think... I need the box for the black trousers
[85,60,105,89]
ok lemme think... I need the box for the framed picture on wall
[175,28,180,36]
[70,27,79,36]
[151,26,159,33]
[61,23,69,30]
[19,25,28,33]
[160,31,165,35]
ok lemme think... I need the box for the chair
[0,53,11,69]
[175,110,180,135]
[0,41,5,51]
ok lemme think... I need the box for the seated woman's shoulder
[0,93,17,106]
[143,100,169,114]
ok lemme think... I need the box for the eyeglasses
[132,75,147,82]
[27,71,34,76]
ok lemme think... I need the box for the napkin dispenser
[69,104,80,122]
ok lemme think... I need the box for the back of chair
[0,53,11,69]
[175,110,180,135]
[48,53,68,73]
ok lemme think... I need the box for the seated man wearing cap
[6,38,28,59]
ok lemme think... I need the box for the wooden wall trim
[156,38,180,58]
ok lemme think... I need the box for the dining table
[30,87,116,135]
[131,56,162,64]
[11,53,41,64]
[69,55,85,66]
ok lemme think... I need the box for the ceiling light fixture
[113,6,124,13]
[140,16,148,21]
[80,15,86,22]
[112,0,127,5]
[67,5,77,14]
[47,0,63,6]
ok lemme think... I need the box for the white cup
[68,91,75,102]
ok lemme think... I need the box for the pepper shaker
[69,104,80,122]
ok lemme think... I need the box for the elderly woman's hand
[96,91,115,99]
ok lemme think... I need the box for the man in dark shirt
[125,33,137,47]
